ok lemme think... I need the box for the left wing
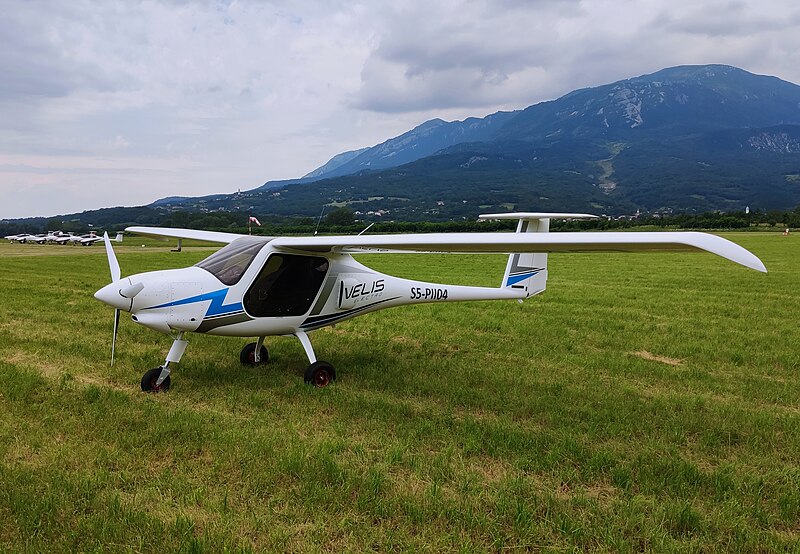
[126,226,247,244]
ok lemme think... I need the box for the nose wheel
[240,342,269,365]
[139,332,186,393]
[141,367,171,392]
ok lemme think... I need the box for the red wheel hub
[313,369,331,387]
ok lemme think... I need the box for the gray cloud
[354,0,800,113]
[655,2,800,37]
[353,1,569,112]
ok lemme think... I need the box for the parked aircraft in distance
[25,233,50,244]
[53,233,76,244]
[3,231,122,245]
[4,233,35,243]
[25,231,67,244]
[92,212,767,393]
[76,232,123,246]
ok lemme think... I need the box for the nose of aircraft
[94,281,133,311]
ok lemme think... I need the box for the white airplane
[26,233,54,244]
[53,233,78,244]
[70,233,95,245]
[94,212,767,392]
[80,232,122,246]
[57,232,119,246]
[5,233,35,243]
[44,231,70,243]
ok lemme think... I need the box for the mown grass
[0,234,798,552]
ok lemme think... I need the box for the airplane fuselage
[95,238,524,339]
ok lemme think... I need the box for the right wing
[271,231,767,272]
[125,226,767,273]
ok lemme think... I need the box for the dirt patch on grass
[3,350,62,378]
[632,350,684,366]
[76,374,137,395]
[472,456,510,483]
[555,480,617,506]
[389,335,423,348]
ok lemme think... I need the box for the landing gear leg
[240,336,269,365]
[295,330,336,387]
[141,332,188,393]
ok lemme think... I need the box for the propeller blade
[103,232,121,282]
[111,308,120,367]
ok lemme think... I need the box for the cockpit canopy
[195,236,272,285]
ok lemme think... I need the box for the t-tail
[478,212,599,297]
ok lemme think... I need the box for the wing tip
[692,232,767,273]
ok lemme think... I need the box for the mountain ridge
[123,64,800,217]
[5,64,800,227]
[295,64,800,185]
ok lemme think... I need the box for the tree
[324,207,355,226]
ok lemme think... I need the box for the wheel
[304,361,336,388]
[240,342,269,365]
[141,367,171,393]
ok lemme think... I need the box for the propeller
[112,307,120,367]
[102,232,121,366]
[97,232,145,366]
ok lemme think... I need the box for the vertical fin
[478,212,599,298]
[501,218,549,297]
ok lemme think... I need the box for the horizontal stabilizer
[478,212,599,221]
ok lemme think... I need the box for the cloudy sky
[2,0,799,219]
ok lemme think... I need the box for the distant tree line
[3,206,800,236]
[551,208,800,231]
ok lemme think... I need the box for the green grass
[0,234,798,552]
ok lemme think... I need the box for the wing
[271,231,767,272]
[125,226,247,244]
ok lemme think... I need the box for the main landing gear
[240,331,336,387]
[140,330,336,392]
[295,330,336,387]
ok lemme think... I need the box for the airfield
[0,233,797,551]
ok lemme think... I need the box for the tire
[240,342,269,365]
[304,361,336,388]
[141,367,171,393]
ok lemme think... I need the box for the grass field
[0,234,798,552]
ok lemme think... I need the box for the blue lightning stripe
[505,270,540,287]
[144,289,243,317]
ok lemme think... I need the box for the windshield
[196,237,271,285]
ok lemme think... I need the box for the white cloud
[1,0,800,218]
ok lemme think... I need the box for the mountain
[8,64,799,229]
[179,64,800,218]
[300,64,800,184]
[303,111,520,180]
[302,147,369,179]
[493,65,800,142]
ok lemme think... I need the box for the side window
[243,254,329,317]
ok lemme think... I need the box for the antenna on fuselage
[314,206,325,236]
[358,222,375,236]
